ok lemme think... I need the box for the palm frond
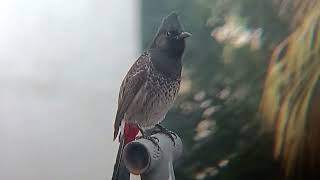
[260,0,320,177]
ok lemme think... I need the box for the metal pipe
[122,133,183,180]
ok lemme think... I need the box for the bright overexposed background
[0,0,140,179]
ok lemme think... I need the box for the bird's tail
[112,135,129,180]
[112,123,140,180]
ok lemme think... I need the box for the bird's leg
[135,125,160,149]
[151,124,177,145]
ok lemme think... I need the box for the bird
[111,12,191,180]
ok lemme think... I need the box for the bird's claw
[152,124,177,146]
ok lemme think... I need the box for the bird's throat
[149,49,182,77]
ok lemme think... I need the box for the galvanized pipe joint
[123,133,183,180]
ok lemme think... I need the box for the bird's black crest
[149,12,191,59]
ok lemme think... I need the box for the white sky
[0,0,140,179]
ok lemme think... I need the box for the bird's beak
[178,31,192,39]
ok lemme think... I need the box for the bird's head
[149,12,191,58]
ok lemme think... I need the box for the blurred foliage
[274,0,320,29]
[260,0,320,179]
[141,0,319,179]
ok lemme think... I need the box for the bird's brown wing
[113,54,149,140]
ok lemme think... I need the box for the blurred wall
[0,0,140,179]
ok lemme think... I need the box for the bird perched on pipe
[111,12,191,180]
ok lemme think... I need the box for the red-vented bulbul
[112,12,191,180]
